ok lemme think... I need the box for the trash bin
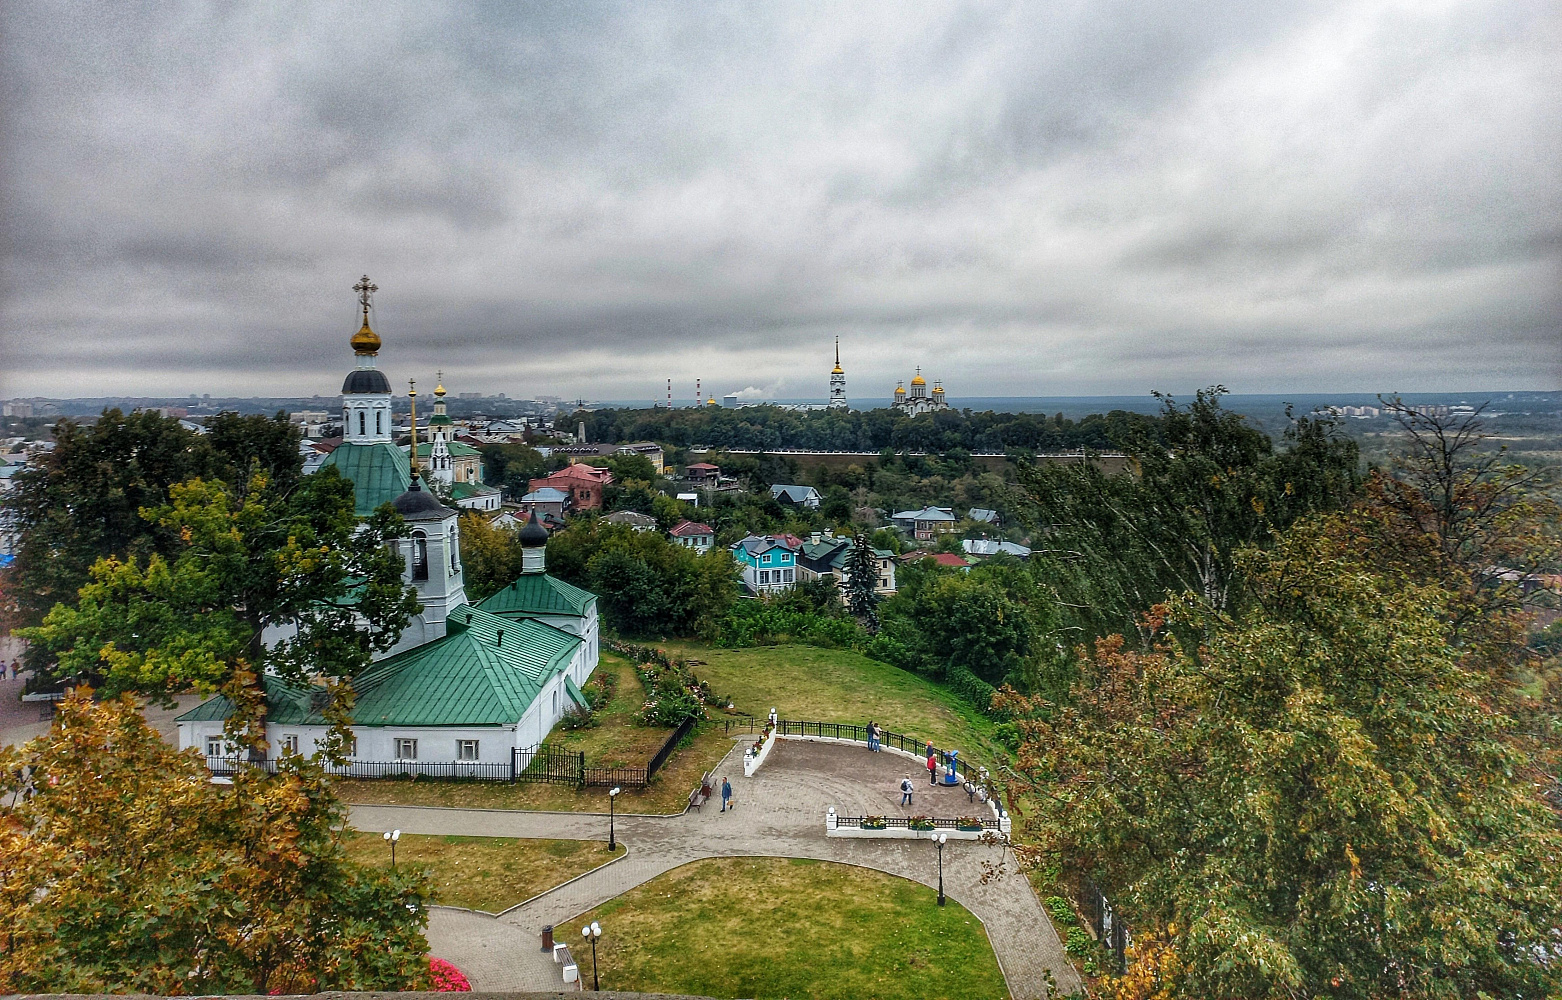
[541,925,554,952]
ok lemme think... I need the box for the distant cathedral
[892,367,948,415]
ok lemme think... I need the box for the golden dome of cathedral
[894,382,906,395]
[910,367,926,386]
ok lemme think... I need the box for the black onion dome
[342,368,392,394]
[392,482,450,520]
[520,511,550,546]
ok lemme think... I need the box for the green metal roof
[319,442,411,516]
[563,674,589,711]
[449,481,499,501]
[412,441,482,459]
[176,606,583,728]
[479,572,596,619]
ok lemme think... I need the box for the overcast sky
[2,1,1558,402]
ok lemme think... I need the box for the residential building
[519,487,569,518]
[730,534,799,594]
[669,519,715,553]
[770,484,822,509]
[796,533,896,598]
[910,551,970,571]
[968,508,1002,527]
[891,506,958,541]
[529,464,613,511]
[963,539,1031,560]
[683,462,721,487]
[603,510,657,532]
[2,401,33,418]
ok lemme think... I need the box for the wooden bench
[688,771,714,811]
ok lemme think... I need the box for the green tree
[1,409,306,677]
[546,520,739,638]
[1004,519,1562,1000]
[0,693,432,994]
[19,469,417,755]
[457,511,528,601]
[1021,387,1358,639]
[845,530,880,633]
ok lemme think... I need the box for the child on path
[900,776,914,806]
[927,752,938,784]
[720,776,733,812]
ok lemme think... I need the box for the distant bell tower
[829,337,847,409]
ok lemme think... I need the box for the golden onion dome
[894,383,906,395]
[832,364,844,374]
[932,382,944,394]
[435,382,446,397]
[351,320,381,356]
[706,397,716,406]
[911,373,926,386]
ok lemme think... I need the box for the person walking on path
[900,775,914,806]
[927,752,938,785]
[7,659,18,680]
[720,776,733,812]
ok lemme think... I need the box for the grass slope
[342,832,622,913]
[557,856,1009,1000]
[666,642,1002,758]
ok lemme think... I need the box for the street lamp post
[608,786,621,852]
[936,832,947,907]
[582,921,602,991]
[384,828,401,868]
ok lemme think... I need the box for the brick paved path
[350,738,1081,999]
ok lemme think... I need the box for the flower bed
[605,639,717,726]
[908,815,936,831]
[429,957,471,992]
[861,815,888,830]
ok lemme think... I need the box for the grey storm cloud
[1,0,1559,400]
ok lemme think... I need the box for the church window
[457,739,480,761]
[358,411,366,436]
[412,532,429,581]
[395,738,418,760]
[376,410,382,435]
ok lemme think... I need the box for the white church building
[177,277,599,769]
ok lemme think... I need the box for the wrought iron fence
[202,716,699,789]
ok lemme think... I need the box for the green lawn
[342,832,622,913]
[543,653,677,767]
[663,642,1003,759]
[558,857,1008,1000]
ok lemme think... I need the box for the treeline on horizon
[575,403,1161,455]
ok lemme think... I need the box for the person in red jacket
[927,752,938,785]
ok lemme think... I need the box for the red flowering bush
[428,957,471,992]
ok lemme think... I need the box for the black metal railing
[203,716,700,789]
[835,814,999,831]
[1079,876,1130,974]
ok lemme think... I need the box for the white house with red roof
[669,519,715,553]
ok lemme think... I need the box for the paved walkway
[350,737,1081,999]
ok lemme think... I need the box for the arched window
[450,528,460,573]
[376,410,382,435]
[358,410,366,436]
[412,531,429,581]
